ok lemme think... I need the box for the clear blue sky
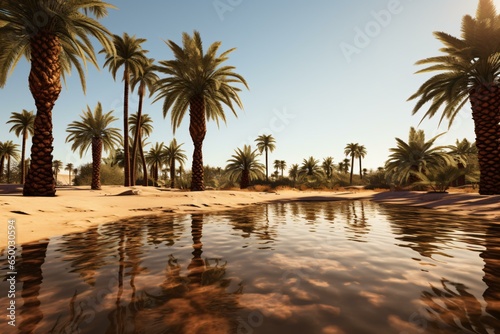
[0,0,489,173]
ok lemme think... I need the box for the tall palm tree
[225,145,265,189]
[66,102,122,190]
[7,110,35,184]
[163,139,187,188]
[344,143,359,185]
[154,31,249,191]
[52,160,62,185]
[408,0,500,194]
[299,156,323,180]
[0,141,20,184]
[0,1,115,196]
[102,33,148,187]
[145,142,164,185]
[65,163,74,186]
[385,127,453,186]
[255,134,276,181]
[322,157,335,179]
[130,57,158,185]
[356,145,367,179]
[129,113,153,185]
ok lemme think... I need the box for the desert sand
[0,185,498,248]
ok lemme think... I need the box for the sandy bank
[0,185,373,247]
[0,185,498,248]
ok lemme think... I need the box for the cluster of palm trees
[221,134,368,189]
[384,127,480,191]
[1,0,498,195]
[0,2,247,196]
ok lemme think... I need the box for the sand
[0,185,498,248]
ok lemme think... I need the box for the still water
[1,200,500,334]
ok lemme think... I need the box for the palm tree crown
[7,109,35,184]
[385,127,453,186]
[299,157,323,179]
[66,102,122,190]
[154,30,249,191]
[408,0,500,194]
[0,0,115,196]
[225,145,264,189]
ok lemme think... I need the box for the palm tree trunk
[349,156,354,185]
[359,157,363,180]
[470,85,500,195]
[131,87,145,186]
[20,132,27,184]
[170,161,176,188]
[123,66,131,187]
[240,169,250,189]
[265,148,269,181]
[0,156,4,181]
[91,137,103,190]
[139,142,148,186]
[189,96,206,191]
[24,32,62,196]
[7,156,11,184]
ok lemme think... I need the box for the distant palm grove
[0,0,497,195]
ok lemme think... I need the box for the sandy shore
[0,185,498,248]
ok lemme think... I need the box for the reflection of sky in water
[0,200,499,333]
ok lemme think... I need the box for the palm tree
[129,113,153,185]
[278,160,286,178]
[52,160,62,185]
[102,33,148,187]
[0,141,20,184]
[7,110,35,184]
[344,143,359,185]
[338,159,350,175]
[130,58,158,185]
[255,134,276,181]
[145,142,164,185]
[322,157,335,179]
[65,103,122,190]
[0,1,115,196]
[65,163,74,186]
[154,31,249,191]
[288,164,299,186]
[225,145,264,189]
[448,138,478,186]
[273,159,281,177]
[357,145,367,179]
[299,156,323,180]
[385,127,453,186]
[408,0,500,194]
[163,139,187,188]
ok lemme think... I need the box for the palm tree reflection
[481,224,500,326]
[18,240,49,333]
[419,278,498,332]
[116,214,243,333]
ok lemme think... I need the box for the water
[1,200,499,334]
